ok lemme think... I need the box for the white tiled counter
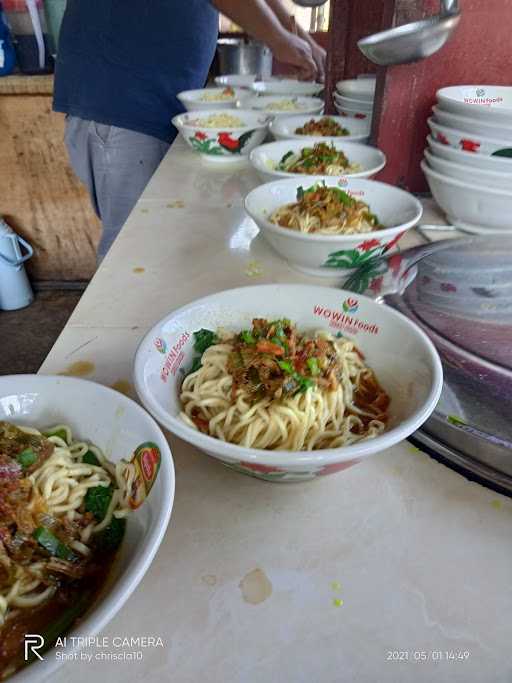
[40,139,512,683]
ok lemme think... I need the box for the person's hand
[271,31,317,81]
[310,41,326,83]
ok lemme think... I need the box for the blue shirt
[53,0,219,143]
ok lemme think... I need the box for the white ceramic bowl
[421,159,512,233]
[177,87,249,111]
[172,109,270,162]
[244,176,422,277]
[215,74,257,88]
[1,374,174,683]
[134,284,442,482]
[334,102,373,121]
[336,78,376,102]
[249,139,386,183]
[437,85,512,122]
[428,117,512,158]
[427,135,512,173]
[269,114,370,143]
[251,79,323,97]
[334,92,374,111]
[424,148,512,191]
[433,105,512,143]
[246,95,324,117]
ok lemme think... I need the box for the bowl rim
[177,86,246,102]
[133,284,443,468]
[244,176,423,243]
[333,92,374,109]
[335,77,376,93]
[428,116,512,147]
[172,109,270,133]
[334,103,372,117]
[424,147,512,180]
[436,85,512,115]
[432,105,512,134]
[1,374,175,683]
[250,80,324,95]
[421,158,512,196]
[248,139,386,180]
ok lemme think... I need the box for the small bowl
[336,78,376,102]
[0,374,174,682]
[246,95,324,117]
[437,85,512,123]
[251,79,323,97]
[172,109,270,162]
[428,117,512,158]
[244,176,422,277]
[269,114,370,143]
[249,139,386,183]
[424,148,512,191]
[421,159,512,233]
[177,87,249,111]
[334,102,373,121]
[433,105,512,143]
[215,74,257,88]
[427,135,512,173]
[334,92,374,111]
[134,284,442,482]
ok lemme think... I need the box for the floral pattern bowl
[172,110,271,163]
[428,118,512,159]
[133,284,442,482]
[249,138,386,184]
[244,176,422,278]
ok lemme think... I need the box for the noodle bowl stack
[134,284,442,482]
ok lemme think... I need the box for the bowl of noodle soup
[134,284,442,483]
[244,177,422,278]
[0,375,174,681]
[249,139,386,183]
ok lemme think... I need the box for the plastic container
[3,0,53,74]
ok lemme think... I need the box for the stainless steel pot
[217,38,272,77]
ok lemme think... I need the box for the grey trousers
[64,116,170,259]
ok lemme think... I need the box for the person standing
[54,0,326,260]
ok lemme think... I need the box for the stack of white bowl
[333,77,375,127]
[422,85,512,234]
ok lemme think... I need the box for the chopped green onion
[17,448,37,468]
[33,527,77,561]
[306,357,320,376]
[240,330,256,345]
[277,360,294,374]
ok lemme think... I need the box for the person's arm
[212,0,317,80]
[264,0,327,81]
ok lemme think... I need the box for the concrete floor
[0,289,83,375]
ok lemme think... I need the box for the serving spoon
[357,0,461,66]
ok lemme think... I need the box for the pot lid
[400,237,512,370]
[344,235,512,490]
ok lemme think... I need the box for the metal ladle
[357,0,461,66]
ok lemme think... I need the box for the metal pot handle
[341,236,470,300]
[0,233,34,267]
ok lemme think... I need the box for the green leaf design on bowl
[492,148,512,158]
